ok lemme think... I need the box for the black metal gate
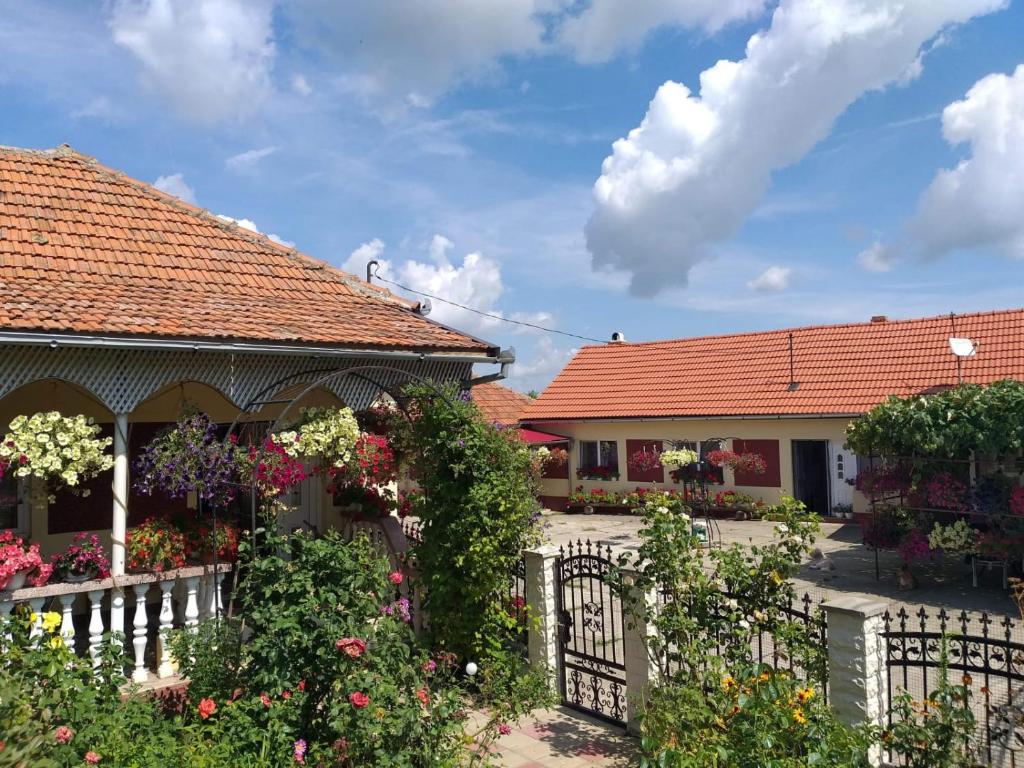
[556,540,627,726]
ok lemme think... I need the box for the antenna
[787,332,799,391]
[948,312,977,384]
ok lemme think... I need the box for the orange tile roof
[471,382,533,425]
[0,145,492,354]
[523,309,1024,420]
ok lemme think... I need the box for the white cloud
[153,173,196,204]
[507,336,577,392]
[216,214,295,248]
[226,146,277,170]
[747,265,791,292]
[911,63,1024,260]
[109,0,276,123]
[558,0,767,64]
[342,235,542,340]
[585,0,1006,296]
[857,241,898,272]
[292,73,313,96]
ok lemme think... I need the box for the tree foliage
[846,379,1024,459]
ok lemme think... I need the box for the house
[0,145,508,661]
[522,309,1024,514]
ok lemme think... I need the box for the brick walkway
[480,707,637,767]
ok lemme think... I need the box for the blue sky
[1,1,1023,392]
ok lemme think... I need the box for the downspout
[464,347,516,387]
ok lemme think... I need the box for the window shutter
[733,439,781,488]
[626,439,664,483]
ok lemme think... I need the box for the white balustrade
[58,594,76,648]
[28,597,46,639]
[87,589,105,667]
[0,564,232,680]
[131,583,150,683]
[156,580,176,679]
[183,576,200,631]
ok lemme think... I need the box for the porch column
[110,412,129,635]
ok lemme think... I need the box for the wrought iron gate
[556,540,627,726]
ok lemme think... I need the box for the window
[577,440,619,480]
[668,440,725,485]
[0,473,27,533]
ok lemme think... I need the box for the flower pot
[583,505,594,515]
[60,567,98,583]
[4,571,27,591]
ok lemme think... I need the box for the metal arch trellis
[199,364,459,621]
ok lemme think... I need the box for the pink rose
[498,723,512,736]
[388,571,404,586]
[54,726,74,744]
[349,691,370,709]
[85,752,101,764]
[198,698,217,720]
[336,637,367,659]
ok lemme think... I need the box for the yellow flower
[792,708,807,725]
[48,635,64,650]
[796,687,814,704]
[721,675,736,690]
[770,570,783,586]
[42,612,61,634]
[758,672,770,683]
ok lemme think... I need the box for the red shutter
[733,439,781,488]
[625,439,665,483]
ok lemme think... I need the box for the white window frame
[578,440,620,475]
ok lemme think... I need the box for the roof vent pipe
[870,315,888,323]
[787,332,800,391]
[611,331,626,343]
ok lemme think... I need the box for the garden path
[478,707,636,767]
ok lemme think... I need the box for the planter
[3,570,28,592]
[60,568,99,584]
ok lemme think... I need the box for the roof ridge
[580,306,1024,351]
[9,144,414,309]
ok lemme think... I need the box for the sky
[1,1,1023,393]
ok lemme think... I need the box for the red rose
[349,691,370,709]
[197,698,216,720]
[260,692,272,708]
[388,571,404,586]
[281,690,292,700]
[297,679,306,692]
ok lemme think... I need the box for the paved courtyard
[541,512,1020,618]
[480,707,636,767]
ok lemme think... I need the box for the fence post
[523,545,562,693]
[621,567,659,735]
[822,597,889,767]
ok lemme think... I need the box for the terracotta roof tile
[523,310,1024,420]
[471,382,532,425]
[0,145,492,354]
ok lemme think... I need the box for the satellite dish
[417,298,432,317]
[949,337,977,357]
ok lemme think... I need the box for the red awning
[518,428,570,445]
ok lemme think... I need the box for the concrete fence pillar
[822,597,889,767]
[621,568,660,735]
[523,545,562,693]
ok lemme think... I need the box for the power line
[371,271,608,344]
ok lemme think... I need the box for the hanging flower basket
[0,412,114,502]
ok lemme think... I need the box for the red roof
[522,308,1024,421]
[0,145,492,354]
[471,382,533,425]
